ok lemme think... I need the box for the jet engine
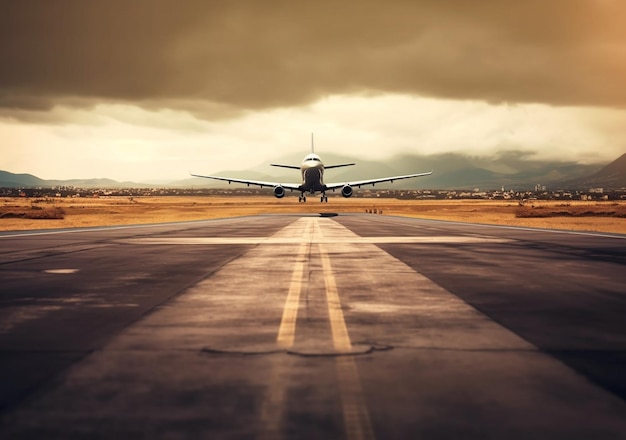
[273,185,286,198]
[341,185,353,198]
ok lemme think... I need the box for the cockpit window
[304,155,321,162]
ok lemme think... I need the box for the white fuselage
[300,153,326,194]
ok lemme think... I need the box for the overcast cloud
[1,1,625,180]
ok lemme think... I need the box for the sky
[1,0,626,182]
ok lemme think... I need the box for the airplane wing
[270,164,301,170]
[325,163,356,170]
[325,171,433,190]
[190,173,301,191]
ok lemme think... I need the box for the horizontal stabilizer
[270,164,301,170]
[325,163,356,170]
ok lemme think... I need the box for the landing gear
[299,194,307,203]
[320,194,328,202]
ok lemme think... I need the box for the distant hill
[3,151,623,190]
[46,178,152,188]
[0,170,150,189]
[186,151,603,190]
[561,153,626,189]
[0,170,47,188]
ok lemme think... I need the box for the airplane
[191,135,432,202]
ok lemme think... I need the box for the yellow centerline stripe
[276,242,307,348]
[319,243,353,351]
[336,357,376,440]
[316,219,376,440]
[276,220,312,348]
[321,243,375,439]
[275,219,375,439]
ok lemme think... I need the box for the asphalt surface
[1,214,626,439]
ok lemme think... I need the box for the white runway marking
[117,236,511,245]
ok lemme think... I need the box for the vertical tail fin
[311,133,315,154]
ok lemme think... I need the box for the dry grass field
[1,196,625,234]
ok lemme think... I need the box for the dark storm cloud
[1,0,625,118]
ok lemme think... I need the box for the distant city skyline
[1,1,626,181]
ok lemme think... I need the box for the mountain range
[0,171,153,189]
[2,151,626,190]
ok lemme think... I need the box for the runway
[1,214,626,439]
